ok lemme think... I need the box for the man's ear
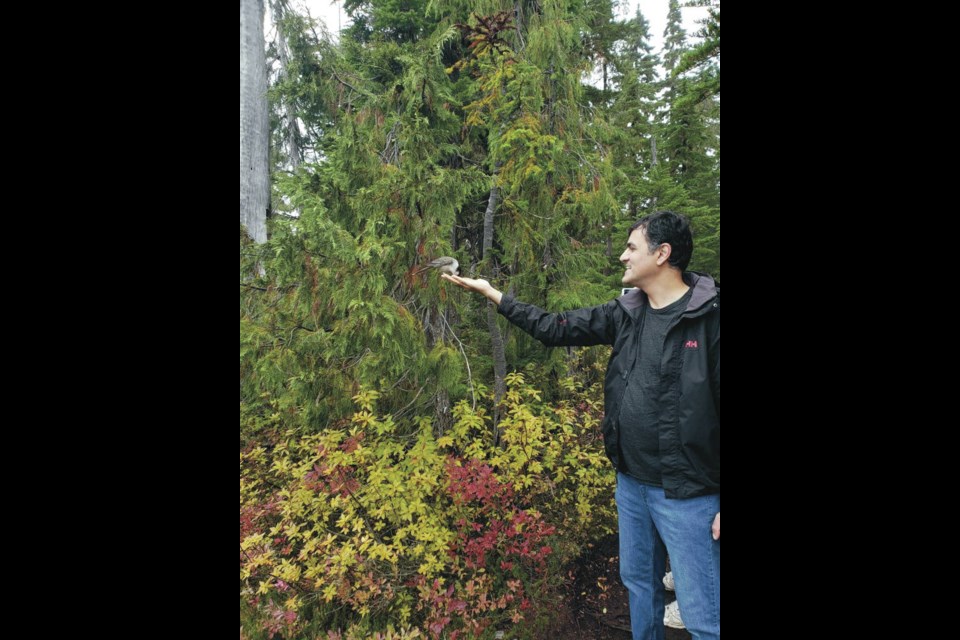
[656,243,672,266]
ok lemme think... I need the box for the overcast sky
[296,1,708,53]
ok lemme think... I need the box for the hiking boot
[664,600,685,629]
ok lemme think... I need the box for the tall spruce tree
[606,6,660,228]
[246,5,493,429]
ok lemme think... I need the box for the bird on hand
[420,256,460,276]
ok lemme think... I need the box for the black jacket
[497,272,720,499]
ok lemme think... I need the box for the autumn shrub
[241,373,614,639]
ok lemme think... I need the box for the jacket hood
[618,271,718,315]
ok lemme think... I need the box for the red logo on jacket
[684,340,698,348]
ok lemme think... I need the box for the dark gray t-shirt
[618,288,692,485]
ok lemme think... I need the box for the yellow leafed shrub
[241,373,614,639]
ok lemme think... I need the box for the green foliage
[674,1,720,100]
[344,0,433,44]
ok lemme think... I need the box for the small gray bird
[422,256,460,276]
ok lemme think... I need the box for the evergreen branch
[239,281,300,292]
[331,69,375,99]
[387,368,411,391]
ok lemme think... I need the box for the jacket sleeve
[497,294,618,347]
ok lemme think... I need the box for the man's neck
[643,274,689,310]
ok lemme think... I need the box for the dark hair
[628,211,693,271]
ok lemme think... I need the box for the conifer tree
[241,0,720,432]
[606,6,661,229]
[658,0,720,277]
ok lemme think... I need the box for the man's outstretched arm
[441,273,615,347]
[441,274,502,305]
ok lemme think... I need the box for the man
[442,211,720,639]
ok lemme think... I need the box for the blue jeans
[616,473,720,640]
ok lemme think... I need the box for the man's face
[619,227,660,287]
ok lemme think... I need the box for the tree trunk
[240,0,270,243]
[605,216,613,270]
[650,136,659,209]
[482,174,507,440]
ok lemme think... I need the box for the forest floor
[548,533,691,640]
